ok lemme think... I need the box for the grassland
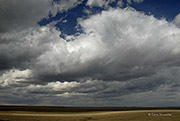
[0,106,180,121]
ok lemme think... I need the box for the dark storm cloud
[0,0,54,71]
[0,0,53,32]
[0,28,54,71]
[1,66,180,106]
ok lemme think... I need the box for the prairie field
[0,106,180,121]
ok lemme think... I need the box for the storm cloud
[0,0,180,106]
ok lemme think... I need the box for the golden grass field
[0,110,180,121]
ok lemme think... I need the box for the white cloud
[86,0,143,8]
[117,0,124,7]
[48,81,79,91]
[87,0,107,7]
[173,13,180,27]
[26,81,80,95]
[1,7,180,83]
[34,8,180,81]
[127,0,132,4]
[86,0,117,8]
[0,69,32,87]
[52,0,83,14]
[133,0,144,3]
[56,92,86,97]
[127,0,144,4]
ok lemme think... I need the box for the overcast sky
[0,0,180,106]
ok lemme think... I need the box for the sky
[0,0,180,106]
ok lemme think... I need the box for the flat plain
[0,106,180,121]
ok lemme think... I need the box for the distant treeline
[0,106,180,112]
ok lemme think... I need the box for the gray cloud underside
[0,1,180,106]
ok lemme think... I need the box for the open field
[0,106,180,121]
